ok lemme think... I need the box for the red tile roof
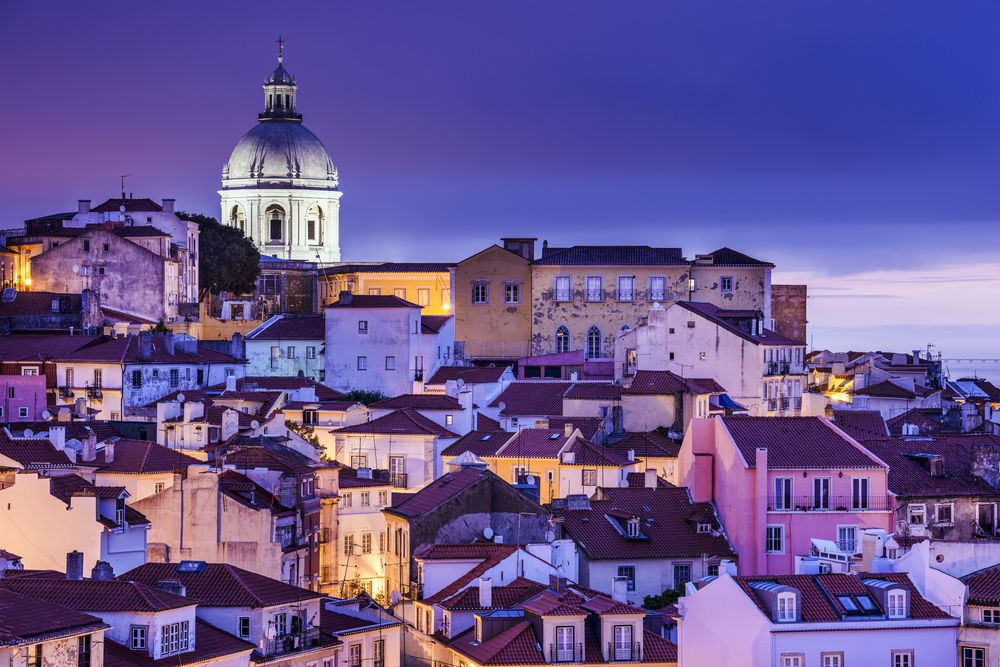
[443,431,516,458]
[371,394,462,411]
[495,429,570,459]
[143,389,211,407]
[624,371,719,396]
[319,606,402,635]
[721,417,886,470]
[557,486,734,560]
[91,198,163,213]
[489,382,573,416]
[216,446,315,475]
[326,262,454,274]
[281,400,361,411]
[855,573,952,619]
[120,562,324,607]
[438,580,548,611]
[886,408,945,430]
[0,588,109,645]
[85,440,201,474]
[0,578,194,612]
[697,247,774,267]
[0,434,74,469]
[565,439,634,467]
[419,544,522,605]
[100,307,157,325]
[104,619,255,667]
[532,246,687,266]
[609,431,680,459]
[205,376,344,399]
[451,620,546,665]
[332,408,458,437]
[0,291,82,318]
[853,380,919,399]
[859,435,1000,498]
[564,383,623,401]
[427,366,510,385]
[676,302,803,347]
[831,410,890,441]
[0,335,103,360]
[477,412,502,430]
[386,467,492,518]
[964,567,1000,605]
[324,294,420,309]
[56,335,236,363]
[422,315,452,333]
[246,315,325,340]
[546,417,602,442]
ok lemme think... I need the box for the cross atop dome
[260,39,300,122]
[276,35,285,65]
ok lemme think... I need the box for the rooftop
[331,408,458,438]
[721,416,886,470]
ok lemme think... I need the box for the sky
[1,1,997,356]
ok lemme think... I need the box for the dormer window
[777,592,796,621]
[697,523,711,534]
[887,591,906,618]
[627,518,641,538]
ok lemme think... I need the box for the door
[813,478,830,509]
[389,456,406,488]
[852,478,869,510]
[980,504,995,536]
[556,627,575,662]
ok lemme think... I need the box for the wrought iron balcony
[586,290,603,301]
[767,399,778,412]
[764,362,780,376]
[58,386,74,398]
[623,362,637,377]
[260,628,324,659]
[608,642,642,661]
[390,472,408,489]
[550,643,582,663]
[617,290,635,302]
[555,289,572,301]
[86,386,103,400]
[779,397,790,411]
[767,495,891,512]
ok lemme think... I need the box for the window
[307,219,316,240]
[78,635,92,667]
[813,477,830,509]
[779,656,802,667]
[586,325,602,359]
[270,218,282,240]
[555,325,571,354]
[908,504,925,525]
[697,523,711,533]
[385,356,395,370]
[892,650,913,667]
[154,482,165,494]
[773,477,793,510]
[305,346,316,359]
[473,282,489,304]
[374,639,385,667]
[238,616,250,638]
[394,287,407,300]
[82,267,91,276]
[673,563,691,587]
[304,410,319,425]
[343,492,352,508]
[617,275,635,301]
[837,525,858,553]
[613,625,632,660]
[851,477,869,510]
[766,525,784,553]
[618,565,636,592]
[98,266,106,276]
[160,621,189,656]
[379,531,386,552]
[358,320,368,334]
[445,414,454,426]
[83,239,91,252]
[349,644,362,667]
[553,275,571,301]
[963,647,985,667]
[18,407,28,418]
[153,369,159,378]
[344,534,355,555]
[417,288,430,306]
[937,503,954,524]
[582,275,601,301]
[170,369,179,387]
[378,491,387,505]
[582,469,597,486]
[504,283,520,304]
[287,346,296,359]
[820,654,843,667]
[130,625,147,650]
[271,346,280,369]
[426,610,433,634]
[777,593,796,621]
[983,608,1000,623]
[362,532,372,553]
[720,276,733,292]
[887,591,906,618]
[368,288,381,295]
[649,276,665,301]
[686,321,695,328]
[707,563,720,576]
[94,369,102,387]
[111,412,120,420]
[441,287,450,308]
[361,492,370,506]
[357,356,367,370]
[196,369,203,385]
[555,626,575,661]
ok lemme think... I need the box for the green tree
[285,419,321,449]
[343,389,389,405]
[149,318,173,334]
[177,211,261,302]
[643,586,684,610]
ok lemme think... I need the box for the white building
[245,314,326,379]
[324,292,454,398]
[220,48,341,263]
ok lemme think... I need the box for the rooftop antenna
[120,175,130,201]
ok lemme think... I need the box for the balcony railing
[779,397,789,411]
[794,397,802,410]
[86,386,103,400]
[260,628,324,659]
[555,289,572,301]
[58,386,74,398]
[623,363,637,377]
[608,642,642,662]
[390,472,408,489]
[780,362,791,375]
[617,291,635,302]
[764,362,780,376]
[649,291,665,302]
[767,495,891,512]
[767,399,778,412]
[586,290,603,301]
[550,643,582,663]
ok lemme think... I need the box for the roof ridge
[224,563,265,606]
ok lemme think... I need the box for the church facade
[220,48,342,263]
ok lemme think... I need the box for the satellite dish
[72,265,80,273]
[176,393,185,403]
[41,410,51,420]
[457,379,465,389]
[546,531,555,543]
[23,429,33,438]
[251,420,260,430]
[390,590,402,603]
[484,527,494,539]
[498,402,506,411]
[525,475,535,485]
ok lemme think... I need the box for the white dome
[224,122,338,185]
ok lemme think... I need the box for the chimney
[823,404,835,420]
[535,418,549,430]
[138,332,152,361]
[548,574,569,593]
[358,468,372,479]
[644,468,656,488]
[78,200,91,214]
[91,561,115,580]
[226,375,237,392]
[82,434,97,462]
[154,580,186,597]
[628,449,635,461]
[183,400,204,423]
[222,409,239,441]
[48,425,66,451]
[66,551,84,580]
[564,423,573,438]
[75,397,87,416]
[479,577,492,608]
[719,560,737,576]
[164,333,175,356]
[161,199,175,214]
[338,290,353,305]
[58,407,71,422]
[912,349,921,363]
[230,332,244,360]
[611,576,628,603]
[105,441,114,464]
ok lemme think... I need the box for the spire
[276,35,285,66]
[260,39,301,123]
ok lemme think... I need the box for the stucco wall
[325,304,420,397]
[770,284,807,343]
[246,338,325,379]
[455,245,532,358]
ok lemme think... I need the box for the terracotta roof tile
[859,435,1000,498]
[495,429,570,459]
[856,573,952,619]
[56,336,236,363]
[371,394,462,411]
[427,366,510,385]
[532,246,687,266]
[698,247,774,267]
[624,371,710,396]
[103,619,255,667]
[721,417,885,470]
[332,408,458,437]
[964,568,1000,605]
[246,315,324,340]
[419,544,520,605]
[546,418,602,442]
[0,291,82,318]
[205,376,344,399]
[120,562,324,607]
[565,439,633,467]
[442,431,516,457]
[886,408,945,430]
[0,589,109,645]
[0,334,103,360]
[422,315,452,333]
[489,382,573,416]
[386,467,491,518]
[477,412,502,430]
[91,198,163,213]
[0,434,74,469]
[831,410,890,441]
[564,383,623,401]
[83,439,201,474]
[324,294,420,309]
[853,380,919,399]
[609,431,680,459]
[438,581,548,611]
[0,578,193,612]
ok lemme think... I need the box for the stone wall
[770,284,807,343]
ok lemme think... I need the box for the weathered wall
[770,284,807,343]
[246,338,325,378]
[455,245,532,359]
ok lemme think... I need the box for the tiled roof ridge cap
[222,563,266,606]
[819,417,890,470]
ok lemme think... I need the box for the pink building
[678,416,892,575]
[0,374,47,422]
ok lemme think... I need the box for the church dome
[224,122,338,184]
[267,65,294,85]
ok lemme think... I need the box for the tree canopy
[177,211,260,302]
[343,389,390,406]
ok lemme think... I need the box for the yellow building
[320,262,455,315]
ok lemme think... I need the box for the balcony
[764,362,779,376]
[767,399,778,412]
[608,642,642,662]
[616,291,635,302]
[767,495,891,512]
[623,362,637,378]
[260,628,324,660]
[779,397,789,411]
[86,386,103,400]
[550,643,582,663]
[390,472,408,489]
[585,290,603,302]
[794,397,802,410]
[58,386,74,398]
[555,289,572,302]
[780,362,791,375]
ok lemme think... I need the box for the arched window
[230,205,245,233]
[307,205,323,243]
[617,323,632,337]
[266,205,285,243]
[555,326,570,354]
[587,326,602,359]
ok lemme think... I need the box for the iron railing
[260,628,323,659]
[767,399,778,412]
[623,363,637,377]
[86,386,103,399]
[390,472,408,489]
[550,643,583,663]
[767,495,891,512]
[555,289,572,301]
[58,386,74,398]
[586,290,603,301]
[764,362,780,376]
[617,290,635,301]
[794,397,803,410]
[608,642,642,661]
[779,397,790,411]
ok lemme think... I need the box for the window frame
[555,325,571,354]
[78,635,92,667]
[385,356,395,370]
[720,276,734,292]
[130,625,147,650]
[837,524,859,554]
[673,562,691,587]
[582,469,597,486]
[585,275,603,302]
[778,655,803,667]
[776,593,796,622]
[357,356,367,371]
[773,476,793,510]
[238,616,251,638]
[554,275,572,302]
[617,564,636,592]
[504,282,521,305]
[648,275,666,302]
[586,325,602,360]
[766,524,784,554]
[417,288,431,306]
[891,650,914,667]
[616,275,636,301]
[472,282,489,305]
[851,476,870,510]
[937,502,954,525]
[962,647,986,667]
[887,590,906,618]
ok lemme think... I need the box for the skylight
[837,595,859,612]
[856,595,876,611]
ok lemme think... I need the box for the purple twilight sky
[1,1,997,357]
